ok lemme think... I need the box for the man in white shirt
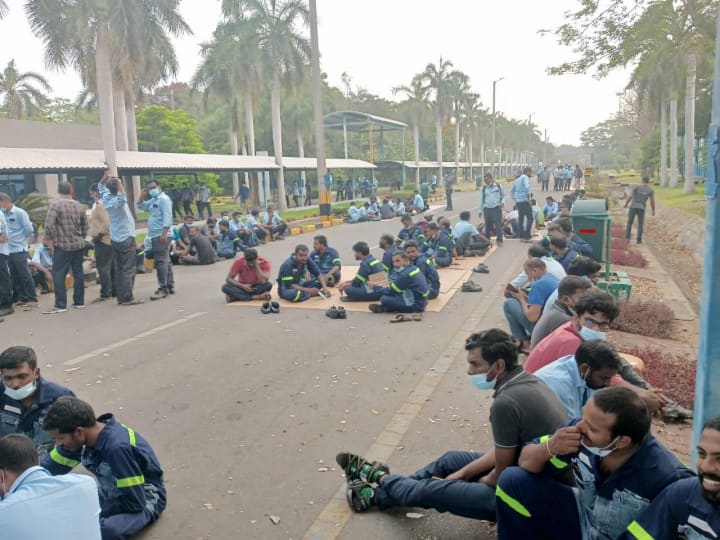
[0,433,101,540]
[510,244,566,288]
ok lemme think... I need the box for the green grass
[652,185,707,218]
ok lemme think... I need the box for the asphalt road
[2,190,526,540]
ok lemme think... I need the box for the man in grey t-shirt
[178,226,216,265]
[531,276,592,349]
[624,176,655,244]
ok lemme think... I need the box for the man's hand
[239,283,253,292]
[305,287,320,296]
[548,426,582,456]
[444,469,470,482]
[641,388,671,414]
[322,287,332,297]
[0,234,7,243]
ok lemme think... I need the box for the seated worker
[32,240,53,280]
[206,217,220,247]
[531,198,544,233]
[546,217,592,258]
[502,206,520,238]
[221,248,272,302]
[621,415,720,540]
[396,214,427,247]
[347,201,366,223]
[245,208,267,243]
[510,244,567,289]
[216,220,243,259]
[379,234,401,275]
[43,397,166,540]
[535,340,622,419]
[553,202,572,223]
[277,244,332,302]
[404,240,440,299]
[495,387,692,540]
[410,190,426,213]
[338,241,385,302]
[28,257,52,295]
[453,210,491,256]
[425,222,453,267]
[335,329,568,519]
[503,258,560,352]
[310,235,342,286]
[0,433,102,540]
[379,198,395,220]
[0,346,75,461]
[229,211,254,246]
[531,276,592,348]
[367,197,380,217]
[176,226,216,265]
[368,251,429,314]
[394,198,406,216]
[550,236,579,272]
[542,255,603,312]
[262,206,287,240]
[543,196,559,220]
[176,214,195,250]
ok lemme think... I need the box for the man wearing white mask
[333,329,568,520]
[0,346,74,461]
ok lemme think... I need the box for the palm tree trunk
[684,52,696,194]
[113,85,129,150]
[413,123,420,188]
[454,119,460,181]
[480,136,485,179]
[435,111,443,186]
[297,130,306,193]
[660,97,668,187]
[244,93,259,206]
[229,98,240,198]
[95,21,117,175]
[124,87,141,208]
[670,98,679,188]
[270,72,288,212]
[468,131,474,185]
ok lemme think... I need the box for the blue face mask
[579,326,607,341]
[395,265,406,273]
[581,436,618,457]
[469,364,497,391]
[149,188,160,198]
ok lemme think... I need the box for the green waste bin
[571,199,611,271]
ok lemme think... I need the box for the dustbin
[570,199,611,270]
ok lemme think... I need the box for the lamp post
[491,77,504,177]
[309,0,329,216]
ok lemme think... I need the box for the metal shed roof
[281,157,376,170]
[324,111,407,131]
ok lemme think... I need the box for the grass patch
[652,185,706,218]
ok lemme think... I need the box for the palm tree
[0,59,52,119]
[462,93,485,183]
[393,74,430,187]
[448,70,471,180]
[283,73,313,194]
[0,0,8,18]
[227,0,310,212]
[421,57,454,187]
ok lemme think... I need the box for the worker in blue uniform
[396,214,427,250]
[369,251,430,314]
[338,241,385,302]
[309,235,342,286]
[0,346,75,462]
[622,415,720,540]
[379,234,401,275]
[425,222,453,267]
[403,240,440,300]
[42,397,166,540]
[277,244,332,302]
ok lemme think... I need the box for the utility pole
[527,113,534,167]
[543,128,548,164]
[309,0,329,216]
[491,77,504,177]
[693,2,720,463]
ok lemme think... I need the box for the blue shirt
[377,264,430,310]
[217,229,239,253]
[310,247,341,275]
[246,214,261,229]
[481,182,505,208]
[382,245,401,273]
[413,194,424,208]
[622,477,719,540]
[0,211,8,256]
[277,255,322,289]
[543,202,559,216]
[32,245,53,268]
[229,218,246,232]
[431,232,454,267]
[348,206,361,223]
[137,192,172,239]
[554,247,580,272]
[533,355,590,419]
[511,174,531,203]
[351,255,384,289]
[4,205,33,253]
[262,213,283,226]
[99,184,136,242]
[527,272,560,307]
[452,220,479,239]
[414,254,440,294]
[0,466,101,540]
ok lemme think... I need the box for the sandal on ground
[390,314,412,323]
[412,313,423,322]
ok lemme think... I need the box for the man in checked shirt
[43,182,88,314]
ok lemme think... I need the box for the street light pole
[309,0,329,216]
[491,77,504,177]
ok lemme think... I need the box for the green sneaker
[346,480,376,512]
[336,452,389,484]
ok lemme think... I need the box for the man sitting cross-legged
[368,250,429,314]
[309,235,342,286]
[335,329,568,520]
[277,244,331,302]
[221,248,272,303]
[404,240,440,300]
[425,222,453,267]
[338,241,385,302]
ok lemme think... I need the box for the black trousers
[8,251,37,303]
[0,254,12,309]
[517,201,533,239]
[52,248,84,309]
[94,241,115,299]
[112,237,137,303]
[483,206,504,244]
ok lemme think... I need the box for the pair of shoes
[461,280,483,293]
[368,303,388,313]
[91,296,109,304]
[336,452,390,513]
[119,298,145,306]
[473,264,490,274]
[150,289,168,301]
[662,402,693,422]
[261,301,280,314]
[326,306,347,319]
[389,313,423,323]
[42,307,67,314]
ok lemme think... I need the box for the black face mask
[108,181,119,195]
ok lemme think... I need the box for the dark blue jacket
[377,264,430,310]
[310,247,341,275]
[431,232,454,267]
[351,255,384,288]
[413,255,440,295]
[381,246,402,273]
[396,224,427,250]
[277,255,322,289]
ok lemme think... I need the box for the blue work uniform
[412,254,440,299]
[430,232,454,267]
[554,247,580,272]
[396,224,427,248]
[310,247,342,285]
[45,414,166,540]
[277,255,323,302]
[343,255,385,301]
[216,229,243,258]
[376,264,430,313]
[623,476,719,540]
[0,377,75,461]
[496,419,692,540]
[571,233,594,258]
[382,246,401,273]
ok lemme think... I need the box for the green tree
[421,57,454,183]
[393,74,431,187]
[136,105,205,153]
[0,59,52,119]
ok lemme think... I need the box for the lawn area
[652,185,707,218]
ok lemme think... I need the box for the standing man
[43,182,88,314]
[99,175,142,306]
[0,434,102,540]
[0,193,37,309]
[445,175,455,211]
[180,184,194,217]
[137,180,174,300]
[222,248,272,302]
[481,173,505,247]
[511,166,533,241]
[0,206,13,320]
[624,176,655,244]
[196,183,212,219]
[88,184,115,303]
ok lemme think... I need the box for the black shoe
[368,304,387,313]
[270,301,280,313]
[336,306,347,319]
[0,307,14,317]
[461,280,483,293]
[261,302,272,314]
[150,289,168,301]
[326,306,340,319]
[168,288,176,295]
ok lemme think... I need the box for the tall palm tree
[421,57,454,186]
[0,0,8,18]
[227,0,310,212]
[448,70,471,181]
[462,93,485,183]
[393,74,430,187]
[0,59,52,119]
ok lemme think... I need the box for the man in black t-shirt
[624,176,655,244]
[335,328,569,519]
[178,226,216,265]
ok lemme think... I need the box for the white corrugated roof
[281,157,376,170]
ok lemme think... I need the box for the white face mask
[4,379,37,401]
[579,326,607,341]
[581,436,619,457]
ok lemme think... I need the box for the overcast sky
[2,0,630,146]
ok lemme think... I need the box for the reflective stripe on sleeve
[390,282,402,293]
[496,485,532,517]
[50,447,80,468]
[293,290,302,302]
[122,424,137,447]
[539,435,568,469]
[626,521,654,540]
[281,276,294,281]
[355,274,367,283]
[116,475,145,488]
[369,260,380,266]
[408,268,420,277]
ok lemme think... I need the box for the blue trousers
[496,467,581,540]
[343,284,382,301]
[222,282,272,301]
[380,294,425,313]
[279,279,318,302]
[428,287,439,300]
[101,509,157,540]
[503,297,534,341]
[375,451,496,521]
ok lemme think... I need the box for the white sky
[1,0,630,145]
